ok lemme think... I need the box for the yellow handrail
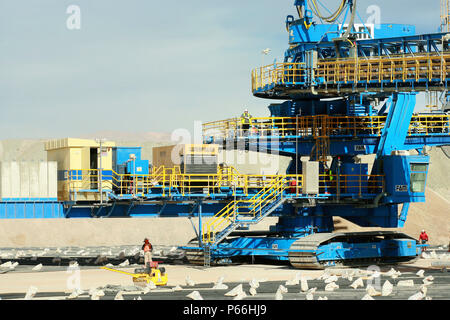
[203,176,288,244]
[203,114,450,140]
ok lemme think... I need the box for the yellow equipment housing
[100,266,168,287]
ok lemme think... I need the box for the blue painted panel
[383,155,429,204]
[0,202,64,219]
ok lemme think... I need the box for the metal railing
[202,114,450,140]
[203,176,287,244]
[252,52,450,92]
[66,166,385,200]
[252,62,307,92]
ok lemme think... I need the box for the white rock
[425,296,433,300]
[11,262,19,269]
[325,282,339,292]
[416,269,425,278]
[118,259,129,267]
[385,268,397,277]
[90,289,105,300]
[300,277,309,292]
[249,287,257,296]
[233,291,247,300]
[225,284,243,297]
[397,280,414,287]
[185,275,196,287]
[366,285,381,296]
[424,275,434,282]
[420,285,427,296]
[423,279,433,286]
[24,286,38,300]
[114,291,124,300]
[67,288,83,299]
[275,290,283,300]
[306,293,314,300]
[382,280,393,296]
[350,277,364,289]
[146,281,157,290]
[361,294,375,300]
[187,291,203,300]
[32,264,43,271]
[0,261,13,269]
[285,278,299,286]
[77,249,85,255]
[215,276,225,285]
[430,251,438,259]
[105,263,114,268]
[249,278,260,289]
[172,285,183,292]
[169,247,177,253]
[324,275,338,283]
[408,292,424,300]
[212,283,228,290]
[307,287,317,294]
[318,296,328,300]
[278,285,288,294]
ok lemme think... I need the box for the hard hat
[244,109,248,112]
[422,230,425,233]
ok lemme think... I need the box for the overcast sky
[0,0,442,139]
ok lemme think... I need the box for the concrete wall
[0,217,279,248]
[0,161,57,200]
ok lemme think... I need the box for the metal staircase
[203,177,287,247]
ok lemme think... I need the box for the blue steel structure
[193,0,450,268]
[1,0,449,269]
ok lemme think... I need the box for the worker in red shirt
[419,230,429,251]
[289,178,297,194]
[142,238,153,273]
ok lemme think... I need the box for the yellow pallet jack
[101,262,168,287]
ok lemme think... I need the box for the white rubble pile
[366,285,381,297]
[24,286,38,300]
[185,275,196,287]
[325,282,339,292]
[324,275,339,283]
[32,264,43,271]
[350,277,364,289]
[397,280,414,287]
[67,288,84,299]
[300,277,309,292]
[187,291,203,300]
[212,276,228,290]
[382,280,394,297]
[90,289,105,300]
[225,284,244,297]
[118,259,129,267]
[114,291,124,300]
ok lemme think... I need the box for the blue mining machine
[186,0,450,268]
[1,0,449,270]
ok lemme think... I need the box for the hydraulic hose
[308,0,346,23]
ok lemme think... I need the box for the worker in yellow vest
[240,109,253,136]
